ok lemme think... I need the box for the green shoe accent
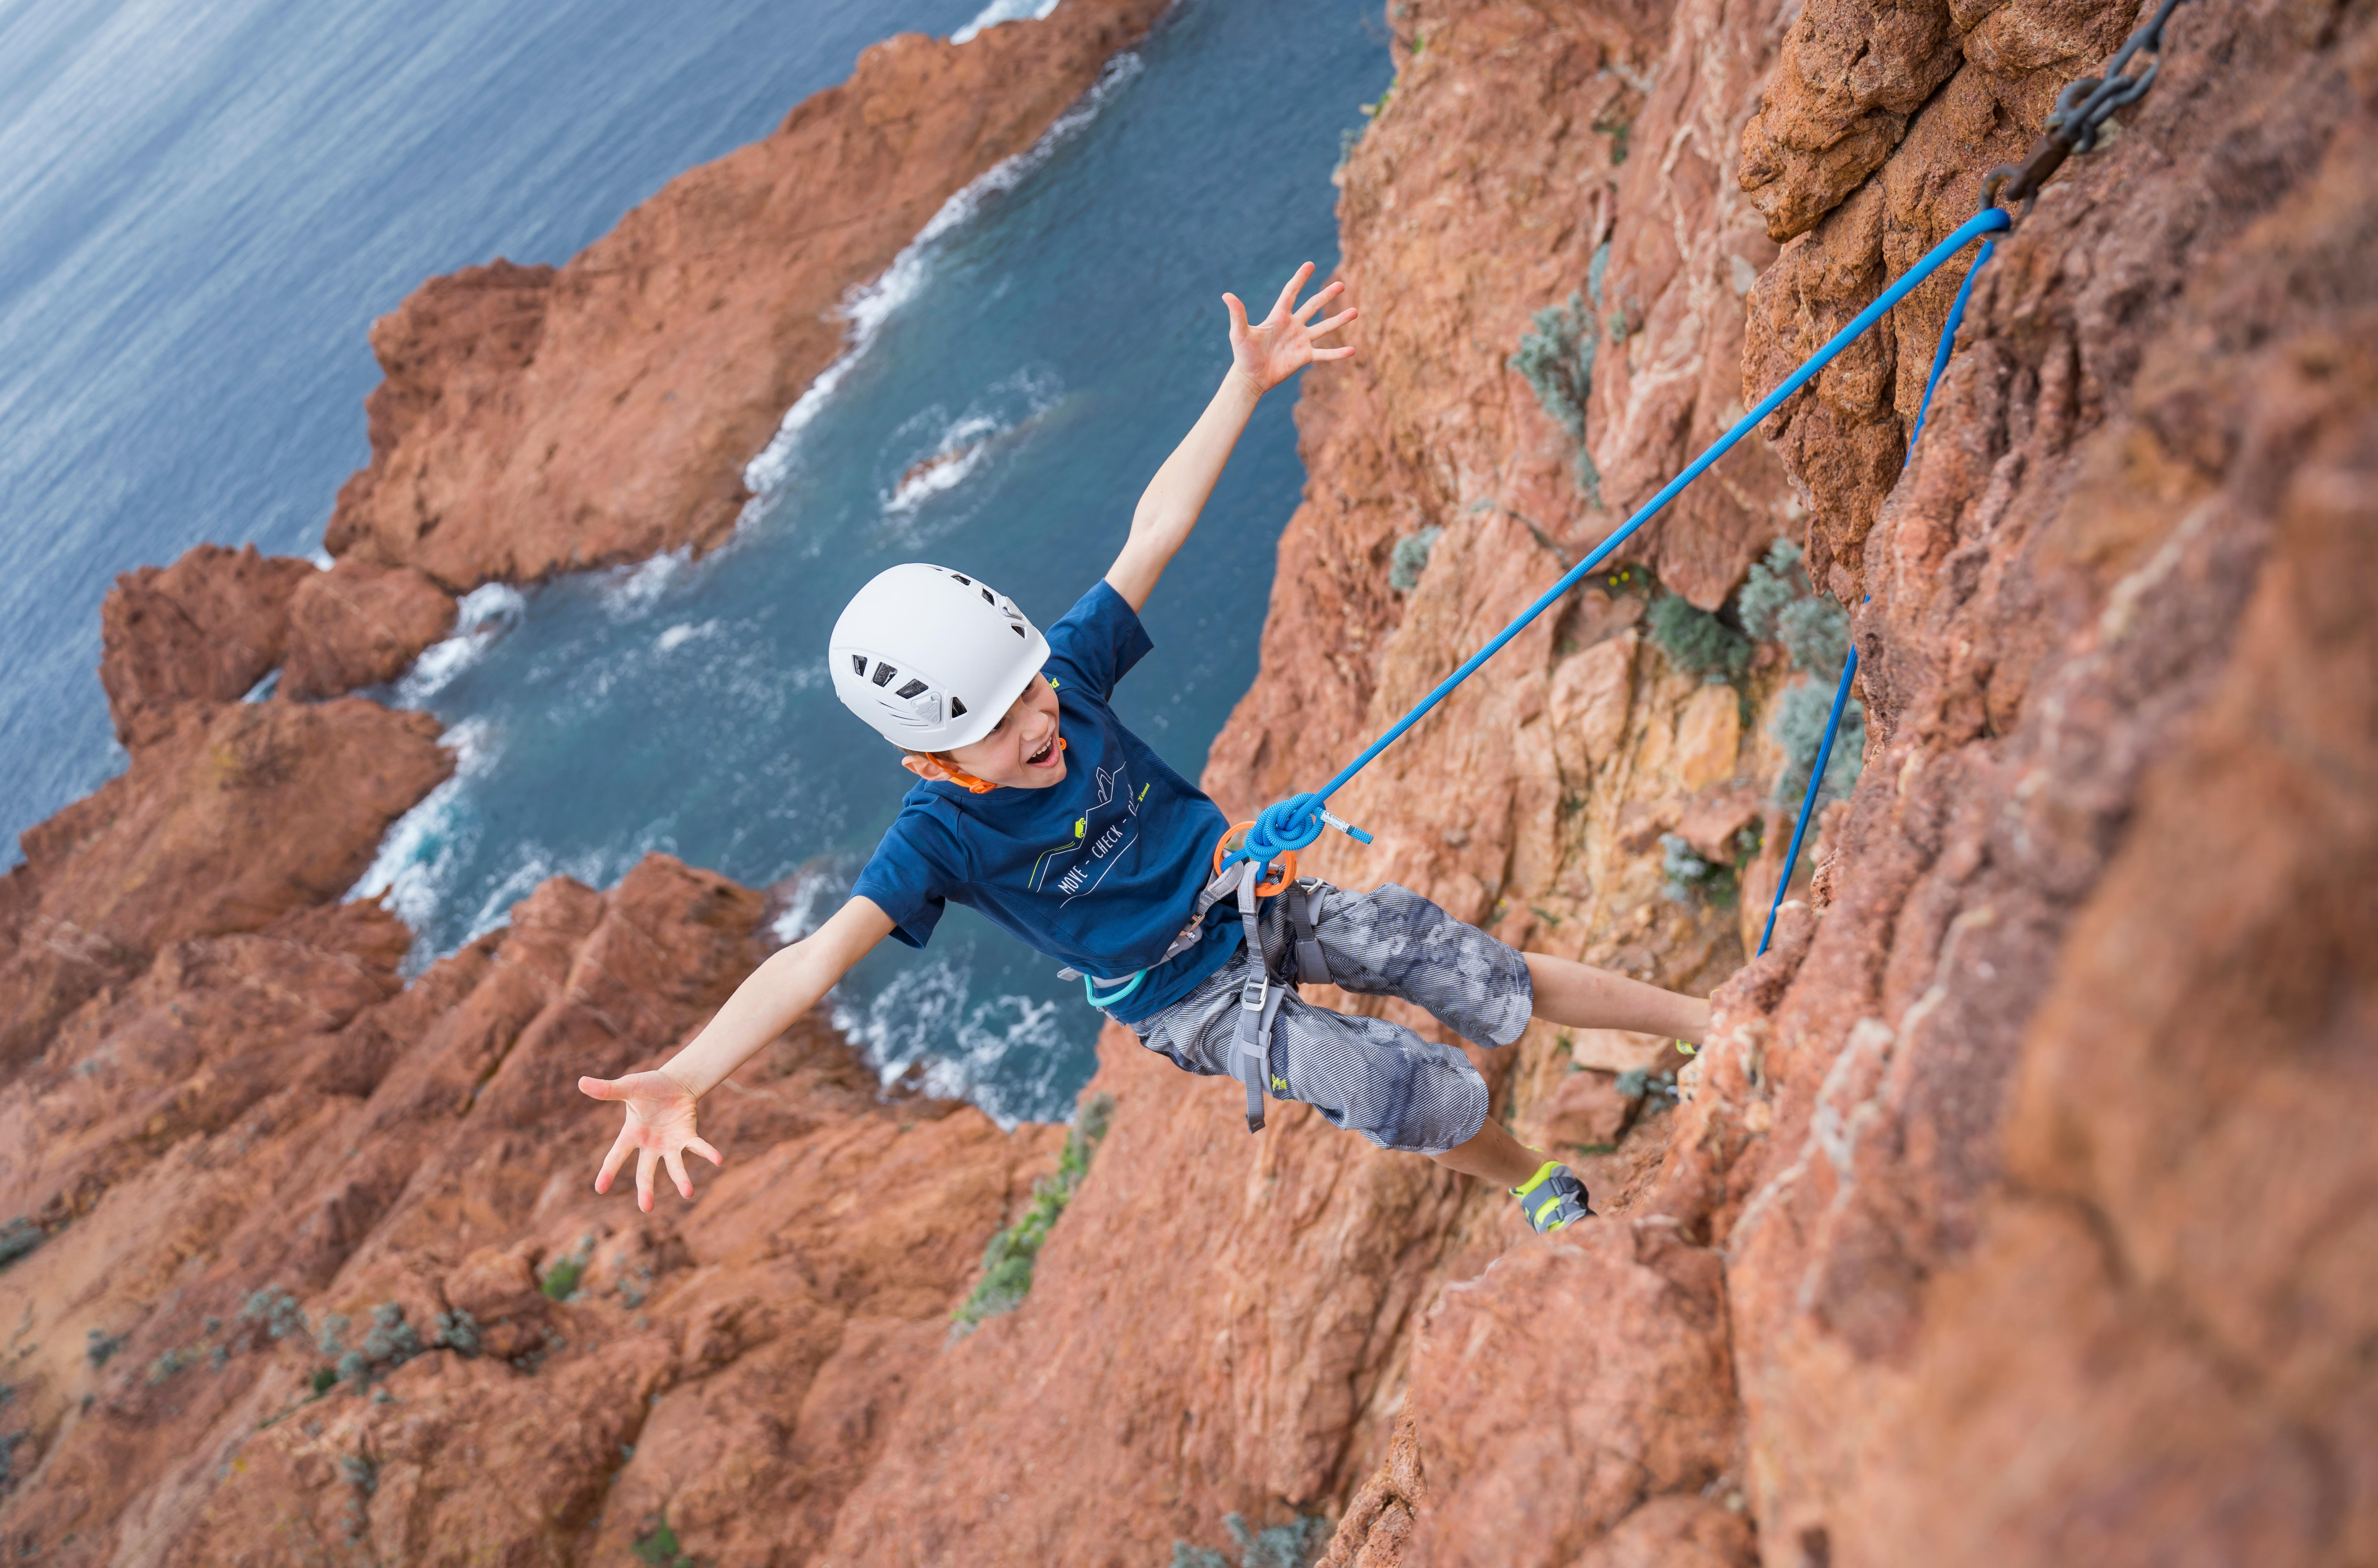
[1510,1161,1593,1234]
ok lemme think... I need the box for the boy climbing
[579,264,1710,1234]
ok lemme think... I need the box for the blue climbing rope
[1753,231,1999,956]
[1223,207,2013,886]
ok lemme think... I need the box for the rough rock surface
[7,0,2371,1559]
[320,0,1172,592]
[0,855,1063,1564]
[829,0,2375,1564]
[96,545,313,746]
[279,559,458,701]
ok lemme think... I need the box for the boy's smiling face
[940,674,1067,790]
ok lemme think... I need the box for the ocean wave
[878,367,1064,522]
[740,49,1144,499]
[344,716,501,962]
[654,618,719,654]
[765,859,853,945]
[833,958,973,1085]
[922,991,1071,1129]
[953,0,1064,46]
[395,582,526,705]
[597,549,690,621]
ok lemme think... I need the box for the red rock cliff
[807,0,2378,1565]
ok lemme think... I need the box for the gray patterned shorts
[1129,881,1532,1155]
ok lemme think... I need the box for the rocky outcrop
[0,9,1172,1557]
[280,559,458,701]
[0,698,449,1073]
[320,0,1173,593]
[97,545,313,746]
[0,855,1064,1563]
[825,0,2374,1565]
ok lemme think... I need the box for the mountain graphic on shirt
[1026,761,1140,900]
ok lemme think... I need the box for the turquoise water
[0,0,1394,1123]
[355,0,1393,1124]
[0,0,1026,857]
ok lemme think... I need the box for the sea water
[5,0,1393,1123]
[0,0,1002,852]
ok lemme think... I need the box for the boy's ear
[900,753,953,784]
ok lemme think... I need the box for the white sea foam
[766,861,851,945]
[598,548,689,621]
[740,49,1144,500]
[921,991,1071,1128]
[953,0,1064,45]
[882,412,1002,514]
[395,582,526,705]
[654,618,718,654]
[834,959,973,1085]
[345,716,500,956]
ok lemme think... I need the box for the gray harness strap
[1228,860,1281,1133]
[1070,858,1295,1136]
[1284,880,1331,988]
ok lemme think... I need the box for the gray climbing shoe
[1512,1160,1594,1233]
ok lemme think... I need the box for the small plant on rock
[952,1094,1115,1333]
[1388,525,1442,592]
[1646,591,1751,682]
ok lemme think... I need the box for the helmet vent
[951,573,971,585]
[894,678,928,700]
[851,654,867,676]
[1012,624,1026,638]
[949,696,967,717]
[980,588,994,605]
[871,662,899,687]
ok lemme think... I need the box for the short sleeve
[1040,580,1155,701]
[851,805,970,949]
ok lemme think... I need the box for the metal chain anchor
[1983,0,2196,218]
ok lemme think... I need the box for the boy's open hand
[579,1068,722,1212]
[1224,262,1357,395]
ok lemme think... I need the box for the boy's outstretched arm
[578,895,896,1211]
[1104,262,1357,612]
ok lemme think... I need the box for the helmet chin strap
[900,736,1064,796]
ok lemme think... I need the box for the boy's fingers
[595,1126,635,1193]
[1273,264,1311,317]
[1222,292,1249,332]
[1294,280,1344,323]
[687,1137,725,1168]
[635,1147,657,1213]
[579,1075,623,1101]
[1310,307,1359,338]
[1313,345,1358,362]
[664,1147,693,1200]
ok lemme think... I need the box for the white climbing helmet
[828,563,1050,751]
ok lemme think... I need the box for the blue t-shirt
[851,580,1239,1024]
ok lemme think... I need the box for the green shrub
[540,1237,594,1301]
[1646,591,1750,681]
[1770,678,1865,806]
[952,1094,1116,1332]
[1735,538,1806,640]
[0,1217,44,1272]
[240,1285,307,1344]
[1388,526,1441,592]
[1171,1513,1330,1568]
[1659,833,1738,908]
[85,1328,127,1369]
[634,1510,694,1567]
[1511,292,1595,439]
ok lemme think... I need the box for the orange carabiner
[1213,821,1295,897]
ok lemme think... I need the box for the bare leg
[1523,951,1709,1045]
[1429,1115,1548,1187]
